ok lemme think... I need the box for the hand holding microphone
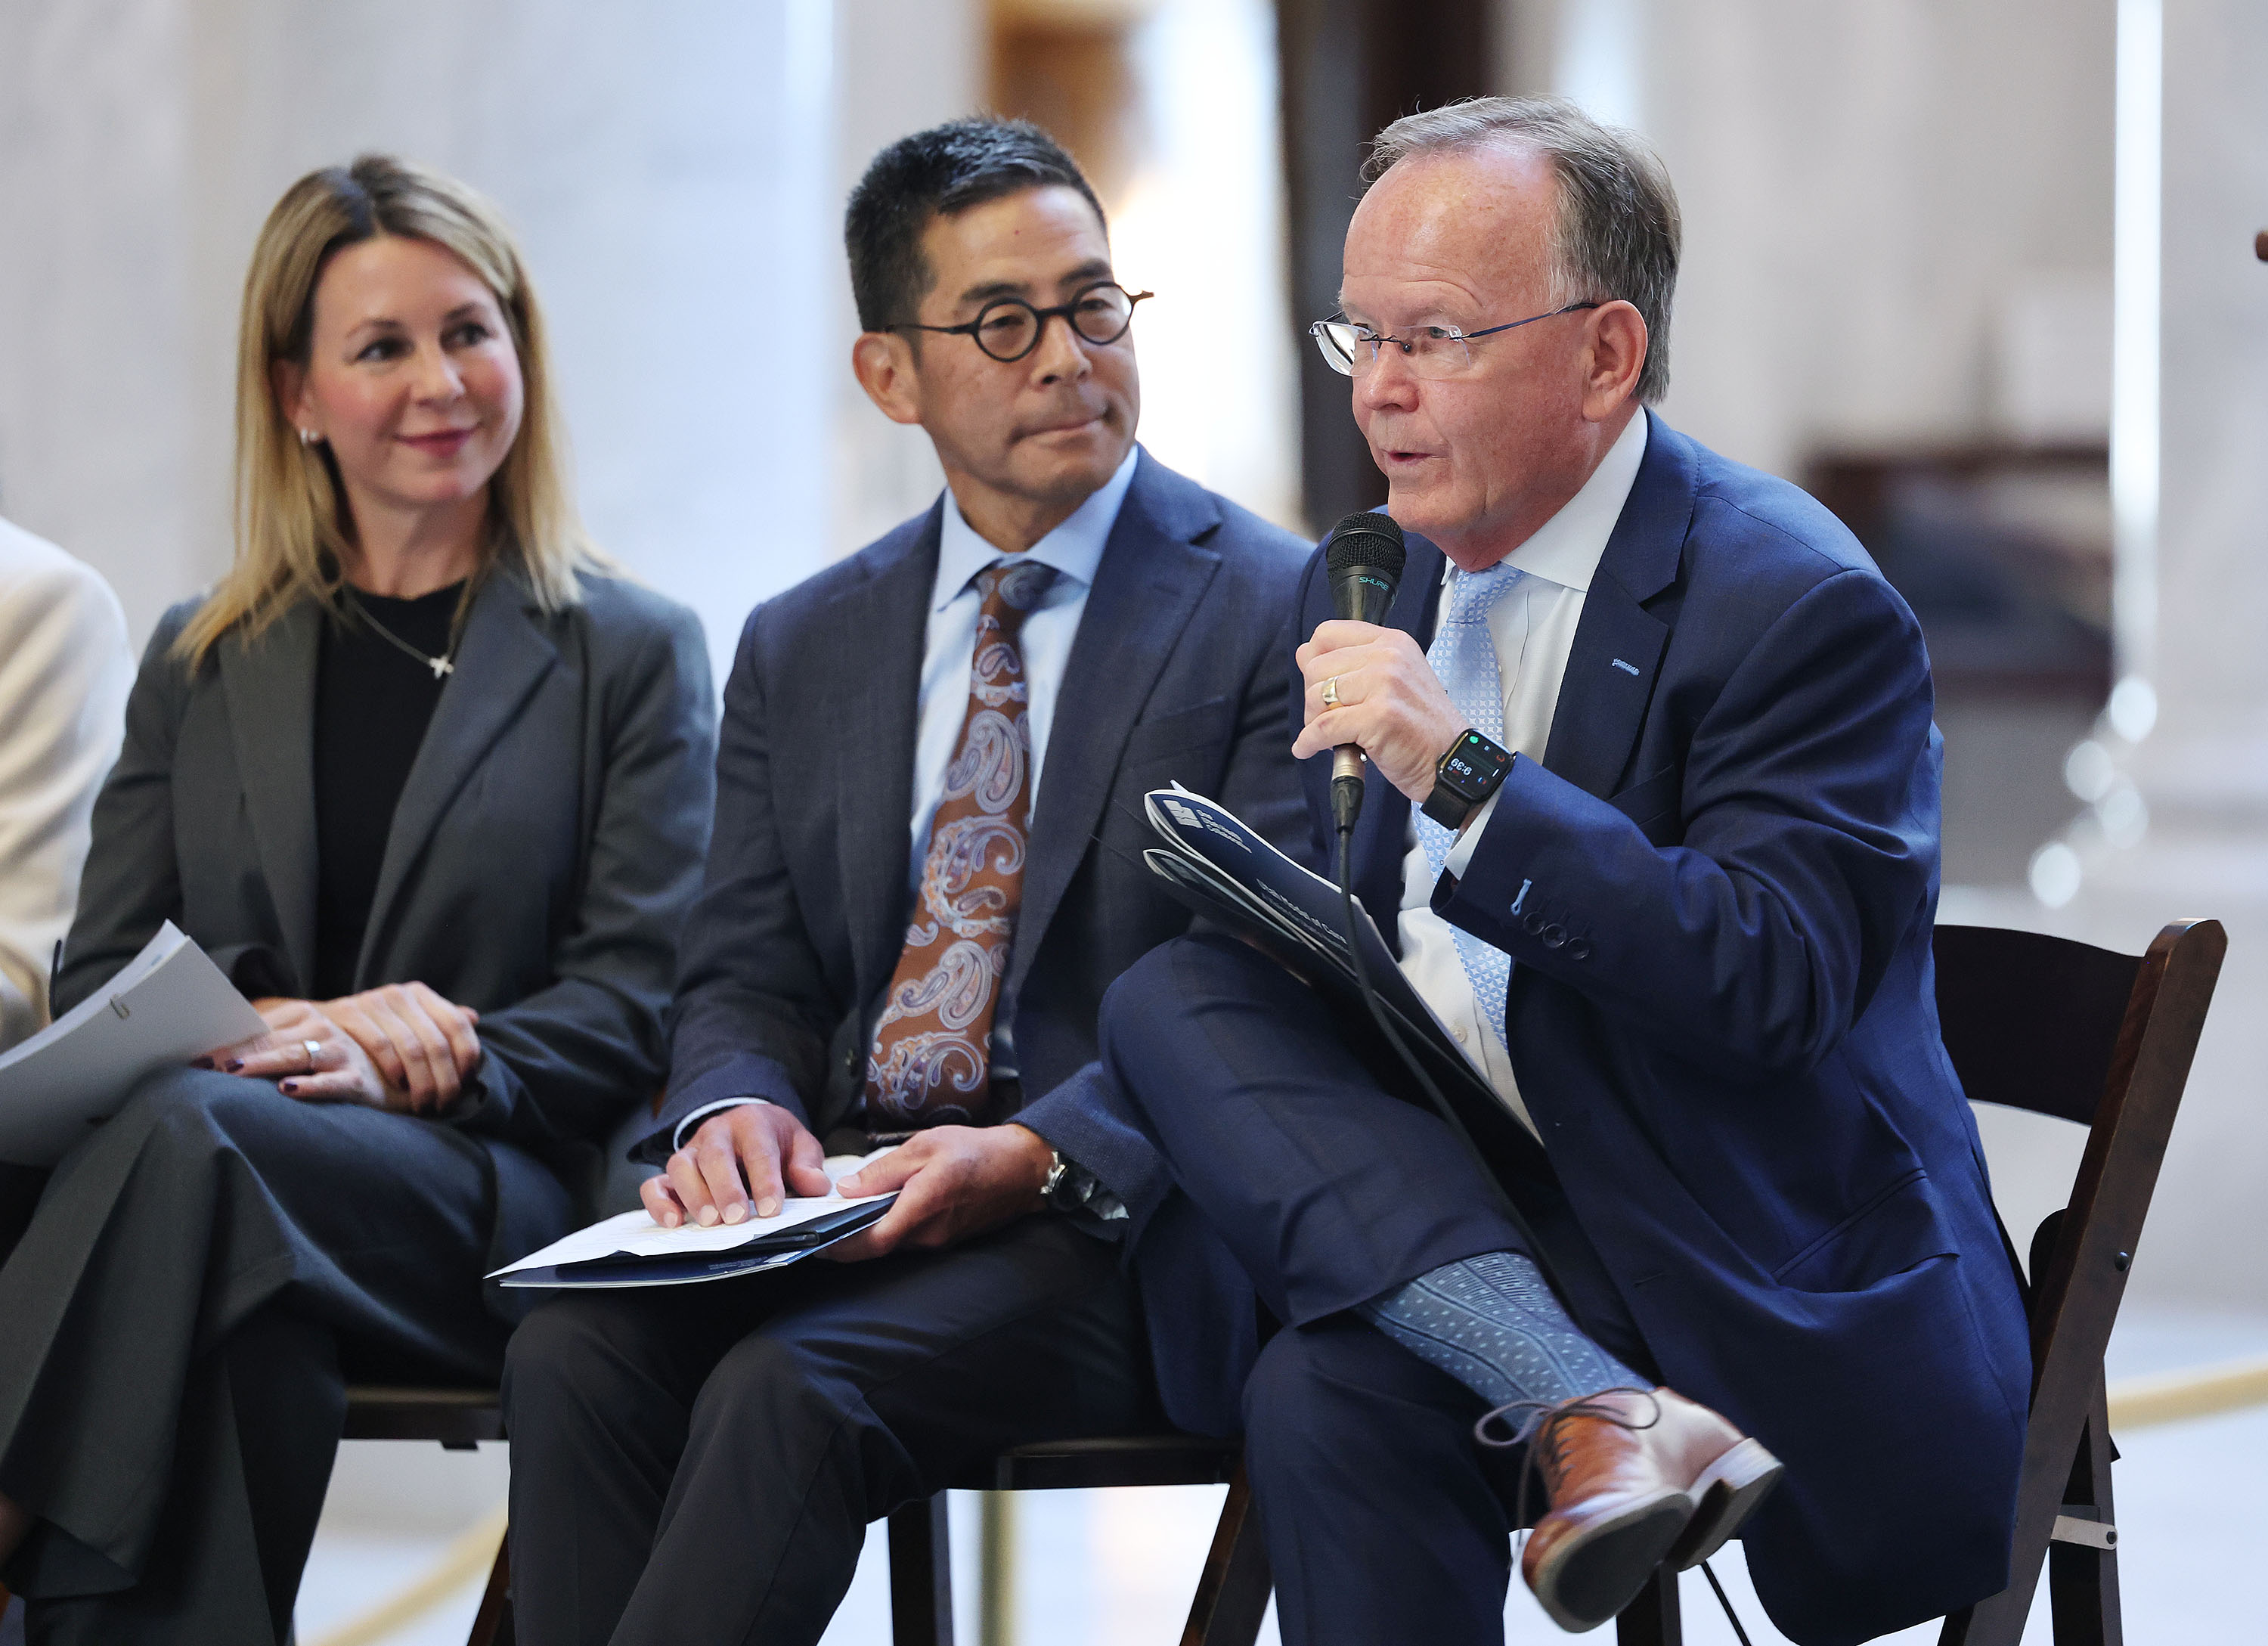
[1295,512,1473,828]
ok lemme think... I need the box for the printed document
[0,922,265,1166]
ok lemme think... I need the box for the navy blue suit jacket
[643,448,1309,1154]
[1124,414,2031,1646]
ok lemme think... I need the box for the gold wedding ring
[302,1039,321,1071]
[1321,675,1341,708]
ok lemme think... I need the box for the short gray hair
[1365,97,1681,405]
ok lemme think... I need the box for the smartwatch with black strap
[1421,728,1514,831]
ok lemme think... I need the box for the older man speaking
[1095,98,2029,1644]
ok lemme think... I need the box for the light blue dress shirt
[906,445,1141,1084]
[668,448,1141,1150]
[1397,411,1649,1136]
[908,445,1140,897]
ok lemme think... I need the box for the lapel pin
[1610,658,1641,676]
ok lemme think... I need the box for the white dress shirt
[1396,411,1650,1134]
[669,448,1139,1148]
[0,518,132,1049]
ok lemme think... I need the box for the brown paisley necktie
[863,557,1059,1127]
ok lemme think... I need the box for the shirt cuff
[1442,789,1504,880]
[671,1096,771,1152]
[1054,1156,1129,1223]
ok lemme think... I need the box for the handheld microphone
[1321,510,1407,834]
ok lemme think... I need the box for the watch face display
[1440,731,1513,798]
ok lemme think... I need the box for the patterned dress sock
[1356,1250,1644,1408]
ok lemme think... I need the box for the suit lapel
[219,604,322,993]
[1541,412,1693,798]
[356,575,558,983]
[1542,594,1668,798]
[840,507,939,997]
[1009,454,1222,1001]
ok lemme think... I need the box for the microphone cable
[1699,1559,1757,1646]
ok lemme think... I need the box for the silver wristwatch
[1041,1148,1081,1213]
[1038,1146,1129,1223]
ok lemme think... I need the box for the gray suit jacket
[643,448,1310,1164]
[58,569,716,1270]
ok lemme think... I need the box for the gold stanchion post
[979,1490,1018,1646]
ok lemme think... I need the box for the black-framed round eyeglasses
[892,281,1154,363]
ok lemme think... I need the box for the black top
[312,583,462,999]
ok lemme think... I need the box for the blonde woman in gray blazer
[0,157,714,1644]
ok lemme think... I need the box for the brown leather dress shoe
[1484,1387,1783,1632]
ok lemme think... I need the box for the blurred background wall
[0,0,2139,838]
[0,0,2134,692]
[2,2,2265,1637]
[5,0,2264,1301]
[0,0,846,693]
[3,0,2262,1317]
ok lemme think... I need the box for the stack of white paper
[0,922,268,1166]
[490,1190,899,1288]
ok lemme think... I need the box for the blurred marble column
[2119,0,2268,859]
[2046,0,2268,1315]
[829,0,979,557]
[0,0,844,687]
[0,0,207,648]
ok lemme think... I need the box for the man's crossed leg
[1102,932,1780,1636]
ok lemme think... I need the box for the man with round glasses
[899,277,1151,363]
[1091,98,2032,1642]
[500,117,1310,1644]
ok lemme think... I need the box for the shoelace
[1474,1384,1662,1452]
[1476,1386,1662,1561]
[1476,1387,1756,1645]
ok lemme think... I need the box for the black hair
[845,117,1107,333]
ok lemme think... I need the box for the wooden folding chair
[1619,919,2227,1645]
[1934,918,2224,1644]
[334,1400,1666,1644]
[886,1433,1712,1646]
[889,918,2226,1646]
[341,1386,515,1646]
[887,1434,1263,1646]
[336,920,2223,1646]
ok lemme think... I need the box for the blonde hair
[178,154,609,666]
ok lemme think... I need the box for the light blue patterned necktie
[1414,563,1523,1047]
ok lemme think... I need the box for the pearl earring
[298,427,318,447]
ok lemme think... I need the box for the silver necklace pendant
[345,588,460,680]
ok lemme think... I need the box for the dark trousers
[1102,933,1653,1646]
[0,1068,565,1645]
[502,1212,1145,1646]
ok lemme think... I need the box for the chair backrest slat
[2022,921,2223,1377]
[1932,921,2223,1363]
[1932,925,2141,1124]
[1927,917,2224,1644]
